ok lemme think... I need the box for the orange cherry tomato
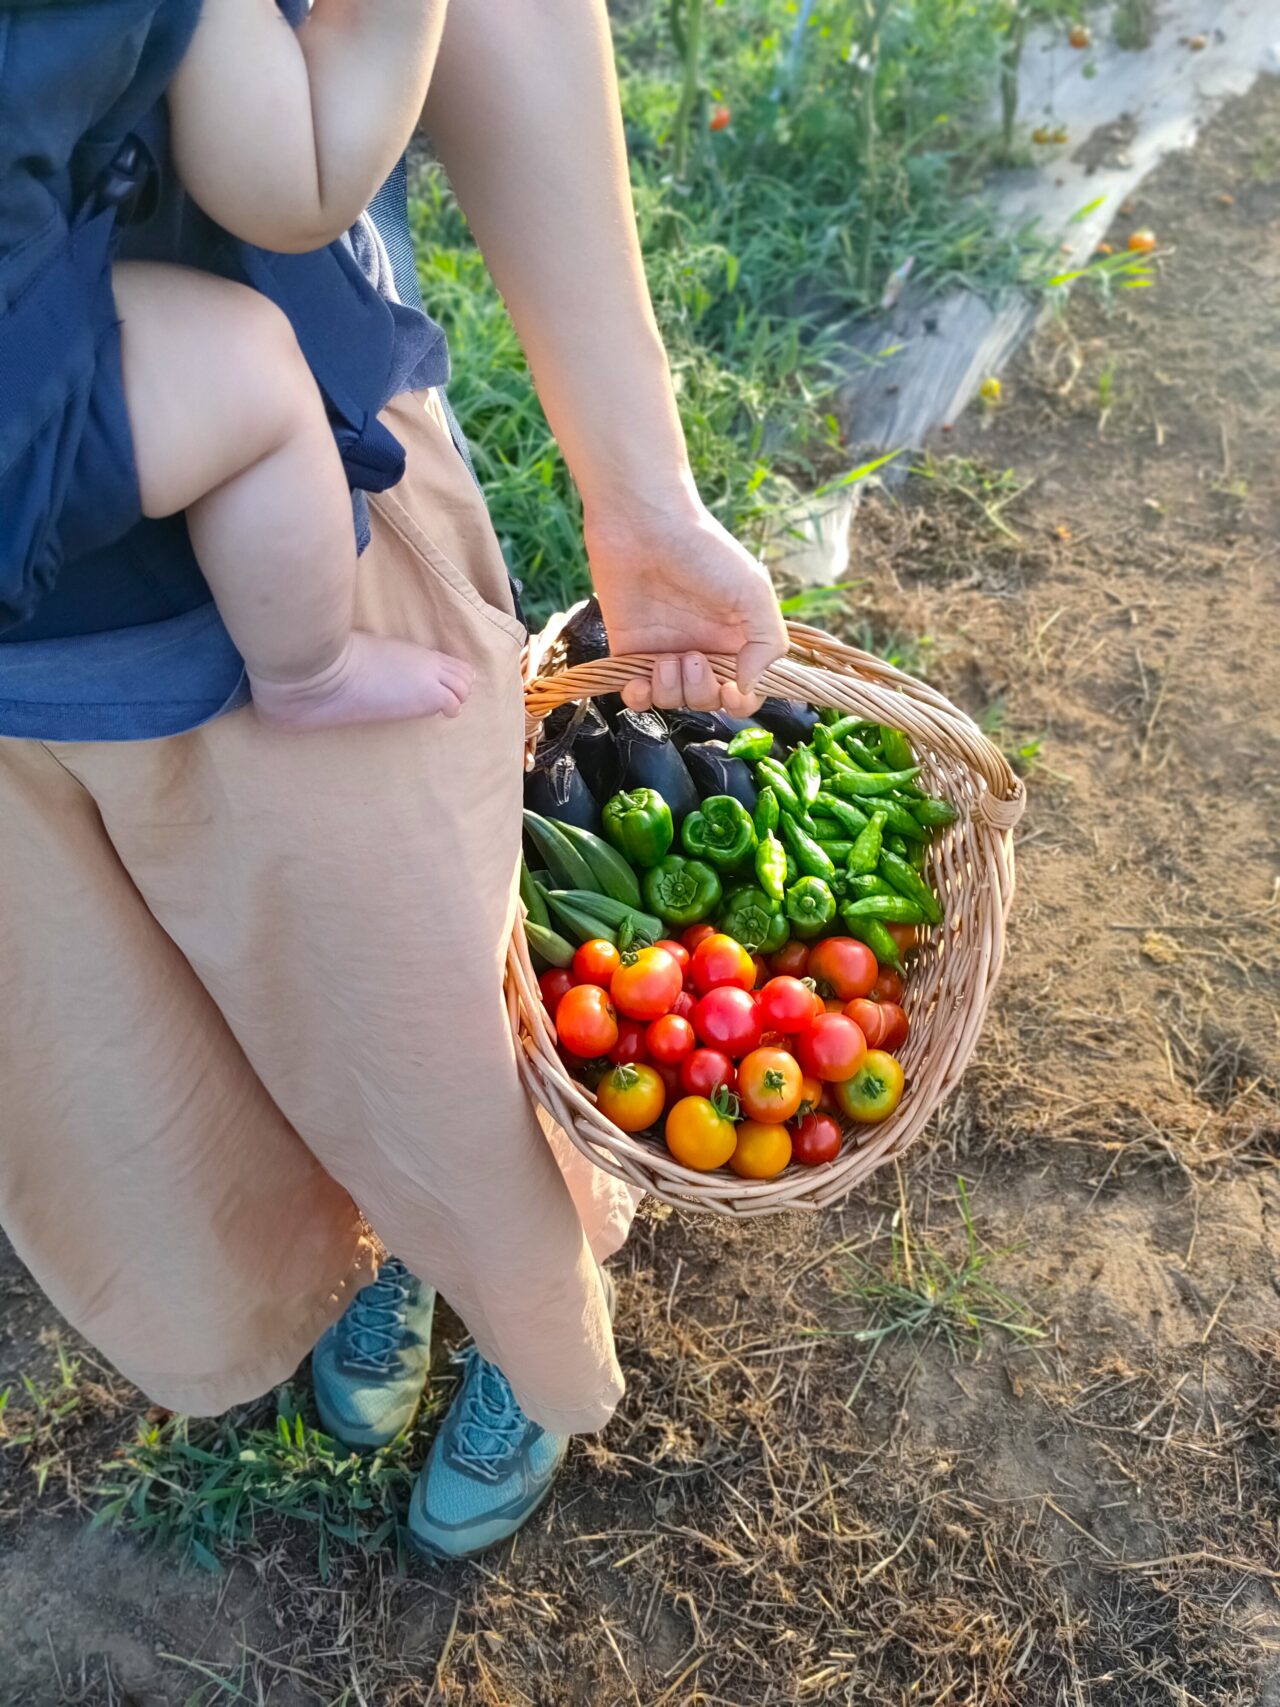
[555,984,618,1058]
[808,937,878,1001]
[1127,228,1157,253]
[709,103,732,132]
[655,938,691,974]
[834,1050,905,1123]
[691,933,757,994]
[665,1095,738,1171]
[737,1047,804,1123]
[597,1062,667,1133]
[797,1074,824,1115]
[884,923,918,956]
[647,1013,696,1066]
[730,1121,792,1179]
[610,947,684,1021]
[573,938,621,987]
[1068,23,1091,48]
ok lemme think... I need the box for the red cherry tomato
[680,1048,738,1098]
[693,986,763,1057]
[844,997,888,1048]
[609,1017,650,1065]
[573,938,622,987]
[769,941,810,978]
[556,985,619,1058]
[795,1013,867,1082]
[610,947,684,1021]
[655,938,691,974]
[752,954,770,989]
[758,976,822,1034]
[647,1013,696,1066]
[871,968,905,1004]
[876,1001,909,1051]
[539,969,575,1011]
[682,922,717,953]
[652,1059,685,1102]
[885,923,917,956]
[791,1111,843,1167]
[691,933,757,995]
[670,987,698,1021]
[709,102,732,132]
[808,938,879,1001]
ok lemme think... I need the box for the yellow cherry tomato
[664,1095,738,1171]
[596,1063,666,1134]
[729,1120,793,1179]
[834,1049,905,1124]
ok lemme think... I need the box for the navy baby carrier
[0,0,448,635]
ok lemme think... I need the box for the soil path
[2,73,1278,1707]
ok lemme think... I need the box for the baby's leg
[112,263,474,729]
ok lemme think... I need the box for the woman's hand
[586,495,788,716]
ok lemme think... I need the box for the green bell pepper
[602,789,674,869]
[681,795,757,871]
[641,856,723,926]
[718,887,790,955]
[754,831,788,903]
[785,876,837,939]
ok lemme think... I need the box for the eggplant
[754,696,820,747]
[572,701,622,802]
[613,709,700,824]
[523,753,601,833]
[682,741,758,812]
[561,597,610,667]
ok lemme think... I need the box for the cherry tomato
[844,997,888,1048]
[769,941,811,978]
[738,1047,804,1123]
[611,947,684,1022]
[609,1017,650,1065]
[796,1013,867,1083]
[758,976,822,1034]
[752,954,770,989]
[652,1060,685,1102]
[823,997,845,1014]
[691,933,757,995]
[730,1120,792,1179]
[655,939,691,974]
[670,988,698,1021]
[556,984,618,1058]
[797,1074,823,1116]
[647,1013,696,1066]
[693,987,764,1057]
[808,937,878,1001]
[709,103,732,132]
[1068,23,1091,48]
[539,969,575,1010]
[875,1001,909,1051]
[1127,227,1157,253]
[597,1062,666,1132]
[885,923,917,956]
[835,1050,905,1123]
[573,938,621,987]
[791,1112,843,1167]
[680,1048,738,1098]
[682,922,717,954]
[665,1095,738,1171]
[871,968,904,1004]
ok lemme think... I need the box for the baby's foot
[249,633,474,731]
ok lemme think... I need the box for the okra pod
[525,921,577,969]
[523,811,600,893]
[519,858,550,930]
[556,821,643,907]
[549,890,664,943]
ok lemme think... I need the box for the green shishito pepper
[726,727,775,762]
[718,887,790,955]
[642,856,723,926]
[785,876,837,939]
[779,812,836,882]
[681,795,757,871]
[755,830,788,903]
[788,746,822,808]
[753,786,779,841]
[602,789,674,869]
[847,811,887,876]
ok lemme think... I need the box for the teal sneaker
[312,1258,435,1449]
[407,1346,568,1559]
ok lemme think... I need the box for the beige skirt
[0,390,639,1435]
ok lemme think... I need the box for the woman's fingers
[619,646,774,714]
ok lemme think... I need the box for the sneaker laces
[449,1346,534,1482]
[338,1258,414,1374]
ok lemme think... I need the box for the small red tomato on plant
[738,1047,804,1123]
[791,1111,843,1167]
[539,968,575,1011]
[693,986,764,1057]
[680,1048,738,1098]
[655,938,691,973]
[609,1017,650,1065]
[596,1062,666,1133]
[647,1013,696,1066]
[758,976,822,1034]
[691,933,757,995]
[796,1013,867,1083]
[730,1120,792,1179]
[709,103,732,132]
[556,984,619,1059]
[835,1050,905,1123]
[610,946,683,1021]
[808,937,878,1001]
[871,968,905,1004]
[682,922,717,953]
[573,938,621,987]
[769,941,811,978]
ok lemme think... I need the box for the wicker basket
[506,615,1026,1216]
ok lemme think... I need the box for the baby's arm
[169,0,445,253]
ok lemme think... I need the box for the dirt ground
[2,74,1278,1707]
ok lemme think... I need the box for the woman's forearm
[422,0,698,520]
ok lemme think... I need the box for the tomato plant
[665,1092,739,1171]
[647,1012,696,1066]
[796,1013,867,1082]
[539,969,575,1011]
[611,946,684,1021]
[808,938,878,1001]
[680,1048,738,1098]
[556,984,619,1058]
[597,1062,666,1132]
[573,938,621,987]
[693,986,763,1056]
[691,933,757,994]
[835,1050,905,1123]
[737,1046,804,1122]
[791,1111,842,1167]
[758,976,822,1034]
[730,1120,792,1179]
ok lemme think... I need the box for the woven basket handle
[524,620,1025,829]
